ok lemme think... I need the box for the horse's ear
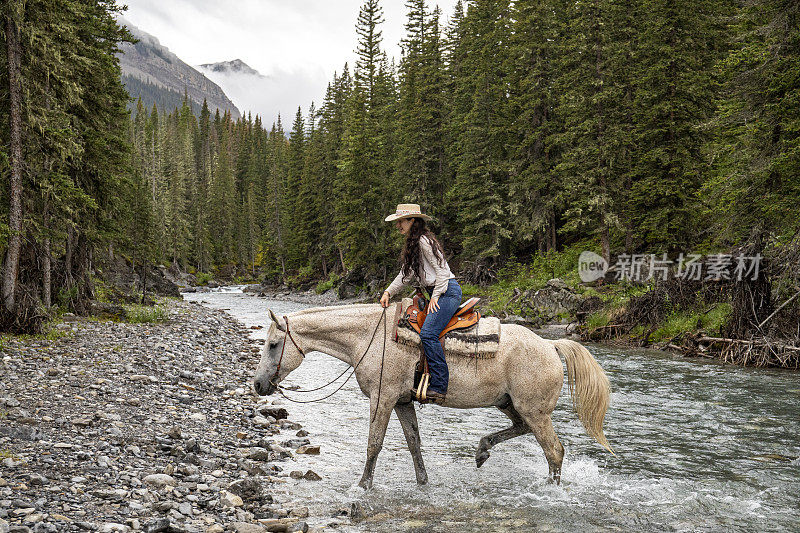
[269,309,285,331]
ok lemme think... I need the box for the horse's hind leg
[519,412,565,484]
[476,399,530,468]
[394,401,428,485]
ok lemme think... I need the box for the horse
[253,303,613,489]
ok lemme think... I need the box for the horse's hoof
[416,473,429,485]
[475,449,490,468]
[546,473,561,485]
[357,479,372,490]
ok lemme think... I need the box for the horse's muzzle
[254,378,276,396]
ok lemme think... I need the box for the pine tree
[396,1,448,219]
[284,106,307,269]
[354,0,386,107]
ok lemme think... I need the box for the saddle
[392,292,481,403]
[397,293,481,338]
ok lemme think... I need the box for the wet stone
[295,446,319,455]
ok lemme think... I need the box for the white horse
[253,303,612,489]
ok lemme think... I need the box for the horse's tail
[552,338,614,454]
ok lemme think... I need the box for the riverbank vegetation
[1,0,799,368]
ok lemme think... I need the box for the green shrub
[287,265,314,289]
[195,272,213,286]
[315,272,341,294]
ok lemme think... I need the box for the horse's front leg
[359,397,394,489]
[394,401,428,485]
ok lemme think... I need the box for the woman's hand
[429,295,439,313]
[380,291,390,308]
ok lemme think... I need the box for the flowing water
[184,288,800,532]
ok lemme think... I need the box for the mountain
[116,17,240,119]
[199,59,265,78]
[196,59,327,128]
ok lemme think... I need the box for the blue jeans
[420,279,462,394]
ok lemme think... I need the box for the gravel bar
[0,300,327,533]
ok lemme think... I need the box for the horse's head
[253,309,305,396]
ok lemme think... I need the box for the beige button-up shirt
[384,235,456,300]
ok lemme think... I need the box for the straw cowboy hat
[384,203,432,222]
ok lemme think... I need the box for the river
[184,287,800,532]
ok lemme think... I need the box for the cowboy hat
[384,203,432,222]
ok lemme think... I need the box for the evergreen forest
[1,0,799,333]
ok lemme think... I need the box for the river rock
[520,278,588,325]
[258,407,288,420]
[219,491,243,508]
[229,523,266,533]
[295,445,319,455]
[246,448,272,462]
[142,474,176,488]
[289,507,309,518]
[303,470,321,481]
[98,524,130,533]
[227,478,263,501]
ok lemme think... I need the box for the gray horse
[253,303,613,489]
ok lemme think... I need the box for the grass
[0,449,19,460]
[10,325,72,343]
[124,304,169,323]
[648,302,732,343]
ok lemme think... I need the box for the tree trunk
[43,202,51,308]
[2,11,24,312]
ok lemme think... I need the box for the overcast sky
[120,0,461,125]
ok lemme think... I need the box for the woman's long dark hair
[400,217,445,281]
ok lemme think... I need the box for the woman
[379,203,462,405]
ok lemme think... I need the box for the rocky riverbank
[0,300,339,533]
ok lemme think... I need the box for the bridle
[267,307,388,416]
[270,314,307,382]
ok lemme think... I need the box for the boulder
[243,284,264,294]
[521,278,587,325]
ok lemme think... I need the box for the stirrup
[415,373,430,402]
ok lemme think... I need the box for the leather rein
[269,307,388,413]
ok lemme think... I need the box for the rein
[270,307,388,417]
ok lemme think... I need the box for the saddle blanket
[396,297,501,358]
